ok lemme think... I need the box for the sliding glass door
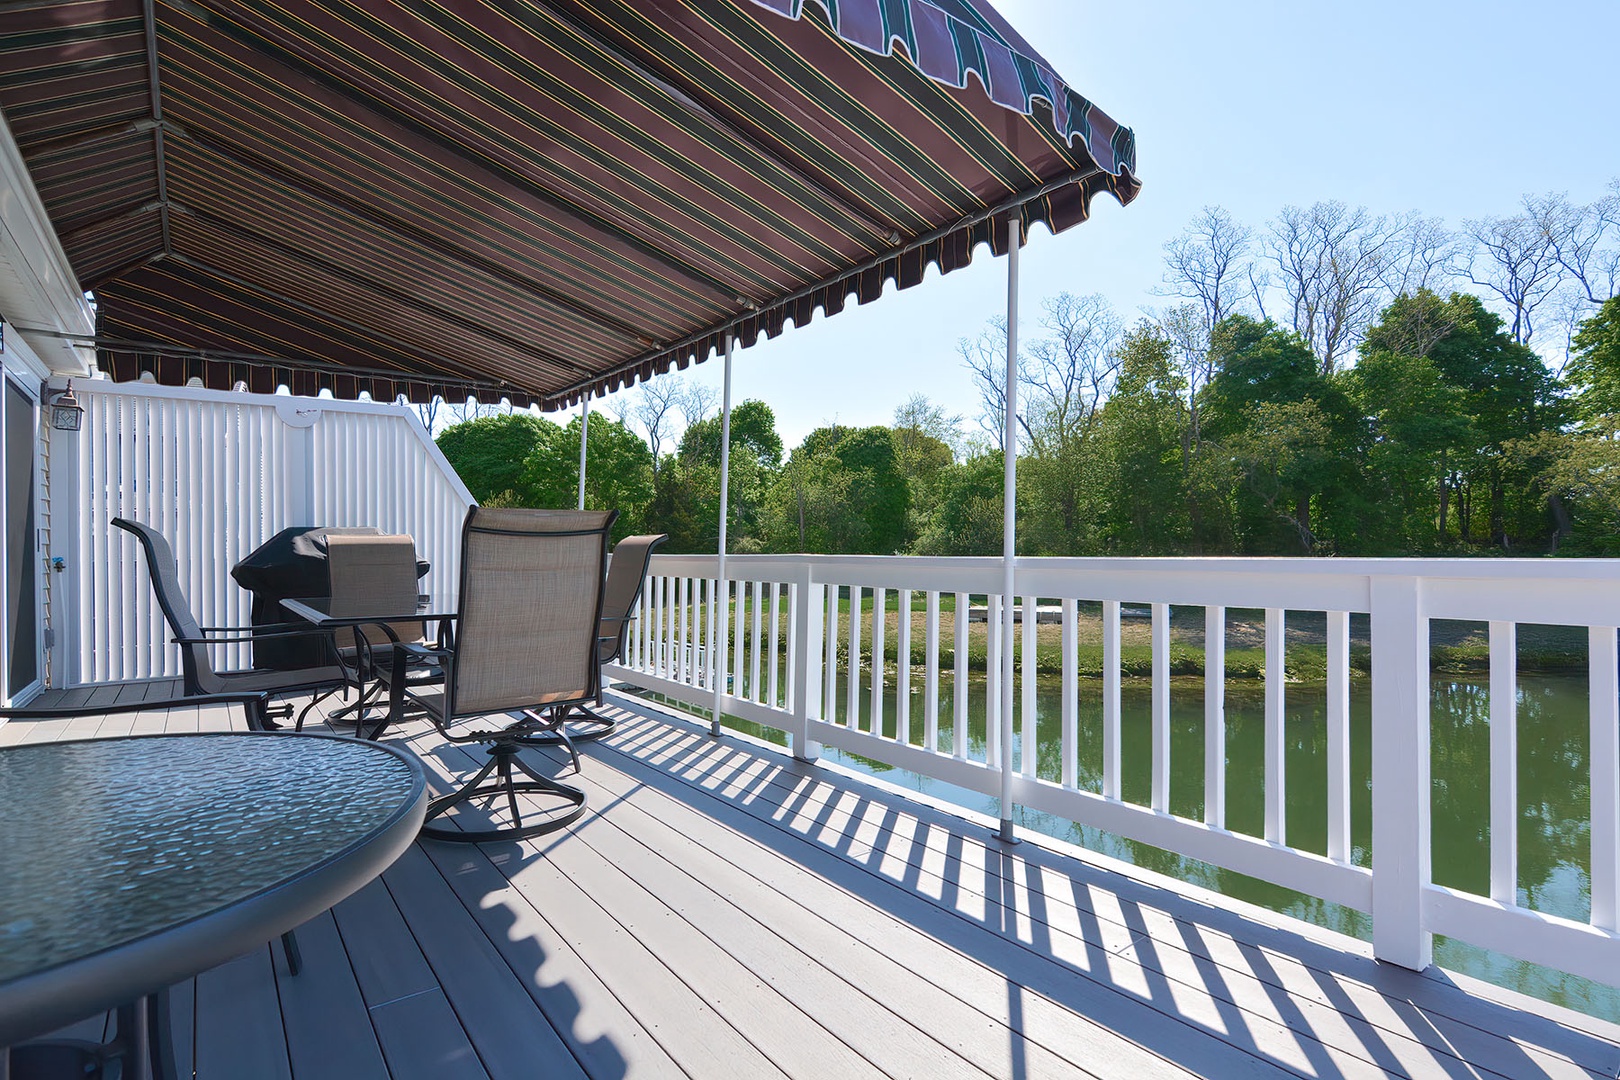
[5,377,39,698]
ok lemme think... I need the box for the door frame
[1,361,45,705]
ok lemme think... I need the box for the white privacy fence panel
[65,381,472,684]
[607,552,1620,986]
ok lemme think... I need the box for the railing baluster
[1591,626,1620,931]
[1152,602,1171,812]
[847,587,863,730]
[1022,594,1037,777]
[988,594,1002,768]
[1062,597,1077,790]
[1103,600,1121,800]
[732,579,745,697]
[1327,610,1350,861]
[896,589,912,744]
[953,592,968,760]
[1265,607,1286,845]
[677,577,689,686]
[1489,620,1518,905]
[925,591,940,753]
[790,569,822,762]
[1205,605,1226,827]
[753,581,764,702]
[661,575,672,680]
[768,582,782,709]
[871,587,886,737]
[824,584,839,725]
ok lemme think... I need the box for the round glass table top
[0,732,424,1043]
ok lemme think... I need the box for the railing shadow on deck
[505,696,1620,1080]
[378,751,633,1080]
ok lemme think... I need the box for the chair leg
[281,931,303,976]
[294,687,341,732]
[516,701,618,744]
[420,743,586,843]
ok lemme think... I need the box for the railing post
[791,563,822,763]
[1370,575,1432,971]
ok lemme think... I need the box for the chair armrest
[397,642,452,662]
[174,625,337,645]
[197,622,327,636]
[0,691,270,720]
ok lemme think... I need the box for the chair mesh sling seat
[530,533,666,744]
[112,518,349,732]
[400,507,616,843]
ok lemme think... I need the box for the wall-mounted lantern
[47,381,83,431]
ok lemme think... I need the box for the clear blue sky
[595,0,1620,448]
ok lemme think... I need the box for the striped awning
[0,0,1137,409]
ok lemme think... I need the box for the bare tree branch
[960,316,1031,452]
[1381,211,1457,298]
[1267,201,1403,374]
[1457,206,1564,345]
[1158,206,1255,331]
[1021,293,1122,455]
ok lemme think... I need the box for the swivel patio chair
[112,518,349,733]
[323,534,443,731]
[399,507,616,843]
[529,532,666,744]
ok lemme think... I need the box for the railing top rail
[649,551,1620,582]
[71,376,424,420]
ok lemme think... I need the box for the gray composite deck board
[5,692,1620,1080]
[272,912,392,1080]
[595,701,1620,1078]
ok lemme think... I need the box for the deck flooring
[7,683,1620,1079]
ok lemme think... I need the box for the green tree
[1343,347,1470,552]
[1421,294,1564,548]
[519,412,655,538]
[891,396,960,544]
[1567,296,1620,431]
[650,400,781,552]
[1200,317,1351,552]
[764,425,909,554]
[911,451,1007,556]
[1093,328,1197,553]
[435,413,554,502]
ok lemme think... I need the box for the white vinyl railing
[57,380,473,684]
[606,552,1620,985]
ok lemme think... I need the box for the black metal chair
[531,532,666,744]
[112,518,349,733]
[400,507,616,843]
[323,534,443,730]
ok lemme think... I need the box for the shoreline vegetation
[802,599,1588,681]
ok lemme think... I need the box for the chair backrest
[446,507,617,719]
[326,534,424,649]
[598,534,668,664]
[111,517,222,694]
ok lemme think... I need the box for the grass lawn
[718,590,1587,681]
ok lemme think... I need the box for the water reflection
[705,663,1618,1020]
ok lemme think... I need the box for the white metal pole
[711,333,735,736]
[999,214,1020,844]
[576,395,590,510]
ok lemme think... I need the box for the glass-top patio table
[0,732,426,1076]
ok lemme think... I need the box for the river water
[710,669,1618,1020]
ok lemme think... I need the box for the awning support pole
[577,395,590,510]
[711,332,735,737]
[999,214,1021,844]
